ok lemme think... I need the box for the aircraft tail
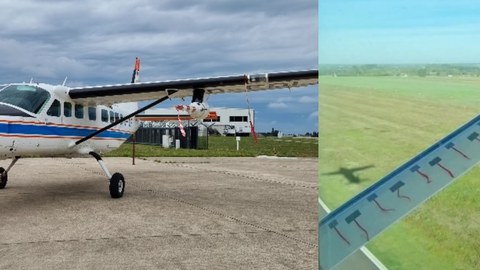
[131,57,140,83]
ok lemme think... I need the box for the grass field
[105,136,318,158]
[319,76,480,270]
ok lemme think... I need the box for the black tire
[0,167,7,189]
[109,172,125,198]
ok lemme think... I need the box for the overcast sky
[319,0,480,64]
[0,0,318,134]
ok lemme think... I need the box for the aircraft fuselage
[0,83,140,159]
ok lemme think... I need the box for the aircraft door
[46,99,62,122]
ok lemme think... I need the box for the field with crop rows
[319,76,480,270]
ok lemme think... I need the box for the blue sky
[0,0,317,135]
[319,1,480,64]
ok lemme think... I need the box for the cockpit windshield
[0,85,50,114]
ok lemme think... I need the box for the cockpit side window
[47,99,61,117]
[0,85,50,114]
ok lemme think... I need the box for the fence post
[132,133,136,165]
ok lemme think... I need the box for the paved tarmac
[0,157,317,269]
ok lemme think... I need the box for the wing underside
[68,70,318,105]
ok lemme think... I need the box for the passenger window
[109,111,115,123]
[114,112,119,122]
[101,109,108,122]
[120,114,124,125]
[88,107,96,121]
[75,104,84,119]
[64,102,72,117]
[47,99,61,117]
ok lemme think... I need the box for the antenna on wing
[131,57,140,83]
[62,76,68,86]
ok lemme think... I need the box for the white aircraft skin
[0,59,318,198]
[0,84,140,159]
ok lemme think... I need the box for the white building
[202,107,254,136]
[142,107,254,136]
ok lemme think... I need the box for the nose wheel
[0,167,7,189]
[0,157,20,189]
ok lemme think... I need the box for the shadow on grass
[322,165,374,184]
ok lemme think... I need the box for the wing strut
[74,90,178,146]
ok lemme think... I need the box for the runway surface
[0,157,317,269]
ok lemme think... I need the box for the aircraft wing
[68,70,318,105]
[349,165,374,172]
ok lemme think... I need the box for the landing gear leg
[89,152,125,198]
[0,156,20,189]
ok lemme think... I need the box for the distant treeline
[319,64,480,77]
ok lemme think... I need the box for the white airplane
[0,58,318,198]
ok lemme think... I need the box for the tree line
[319,64,480,77]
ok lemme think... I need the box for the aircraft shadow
[0,179,107,214]
[322,165,374,184]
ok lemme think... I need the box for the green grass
[319,76,480,270]
[105,136,318,157]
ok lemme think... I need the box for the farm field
[319,76,480,270]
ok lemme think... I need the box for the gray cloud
[0,0,316,83]
[0,0,317,133]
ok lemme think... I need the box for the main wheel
[0,167,7,189]
[109,172,125,198]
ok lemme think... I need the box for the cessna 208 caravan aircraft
[0,58,318,198]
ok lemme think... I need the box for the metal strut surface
[320,113,480,270]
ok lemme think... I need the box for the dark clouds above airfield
[0,0,317,82]
[0,0,317,133]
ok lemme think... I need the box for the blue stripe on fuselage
[0,122,131,139]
